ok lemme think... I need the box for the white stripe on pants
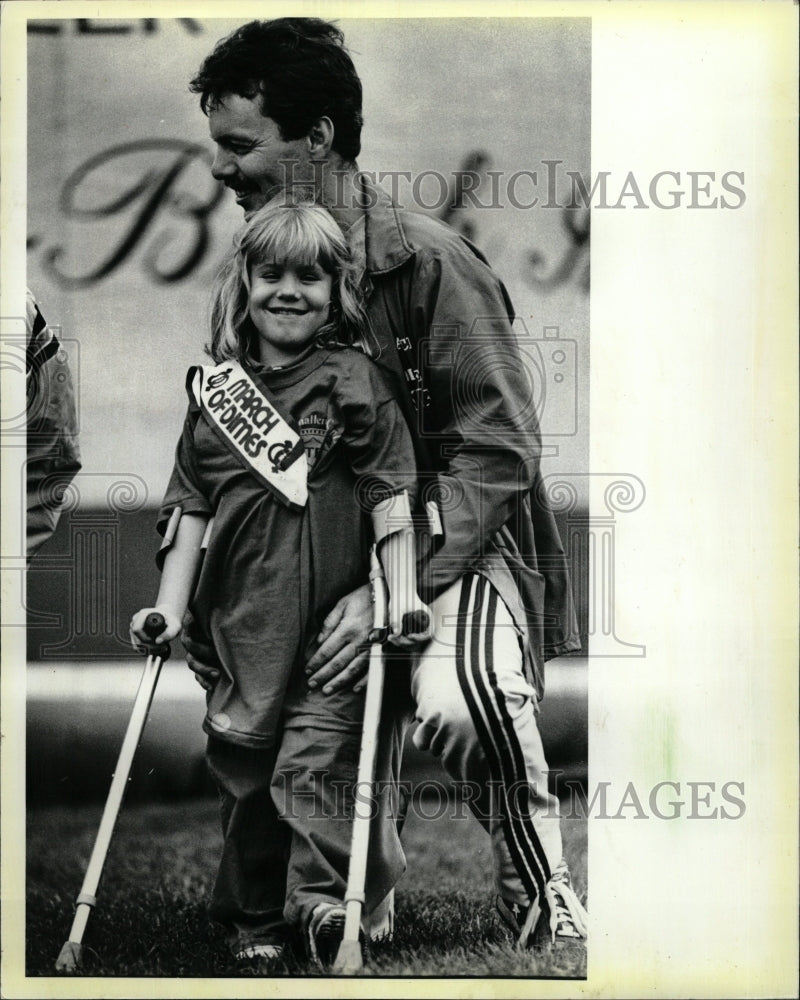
[410,573,562,905]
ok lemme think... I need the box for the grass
[26,794,587,980]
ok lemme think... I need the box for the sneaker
[307,902,348,970]
[235,942,284,960]
[543,859,588,945]
[497,859,588,949]
[234,941,285,965]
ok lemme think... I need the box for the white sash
[191,361,307,509]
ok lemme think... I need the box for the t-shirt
[158,345,417,748]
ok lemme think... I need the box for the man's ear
[307,116,334,156]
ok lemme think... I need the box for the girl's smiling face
[248,259,333,366]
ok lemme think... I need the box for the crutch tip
[331,939,363,975]
[55,941,83,972]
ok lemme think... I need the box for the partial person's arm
[26,291,81,560]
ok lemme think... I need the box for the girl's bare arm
[129,512,210,645]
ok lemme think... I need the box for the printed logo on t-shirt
[298,412,337,469]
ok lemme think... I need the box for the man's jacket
[358,181,580,696]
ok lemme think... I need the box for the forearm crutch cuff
[370,490,413,545]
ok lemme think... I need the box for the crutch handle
[401,609,431,636]
[139,612,171,661]
[143,612,166,639]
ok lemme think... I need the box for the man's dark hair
[190,18,363,161]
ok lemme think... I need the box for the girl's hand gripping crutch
[54,613,170,972]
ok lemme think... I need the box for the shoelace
[545,866,588,942]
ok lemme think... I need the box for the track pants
[410,573,563,904]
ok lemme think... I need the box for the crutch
[332,547,430,975]
[55,612,170,972]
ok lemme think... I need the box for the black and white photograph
[1,2,797,997]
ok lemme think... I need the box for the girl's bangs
[245,210,342,273]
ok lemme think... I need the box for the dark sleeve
[411,245,542,602]
[332,352,418,513]
[26,292,82,559]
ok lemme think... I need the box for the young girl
[130,201,430,968]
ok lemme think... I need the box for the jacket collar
[357,175,415,276]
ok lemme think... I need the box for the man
[187,17,585,967]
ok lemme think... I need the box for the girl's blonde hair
[208,199,375,363]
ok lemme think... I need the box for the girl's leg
[205,736,293,957]
[270,668,410,935]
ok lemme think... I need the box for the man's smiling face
[208,93,312,217]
